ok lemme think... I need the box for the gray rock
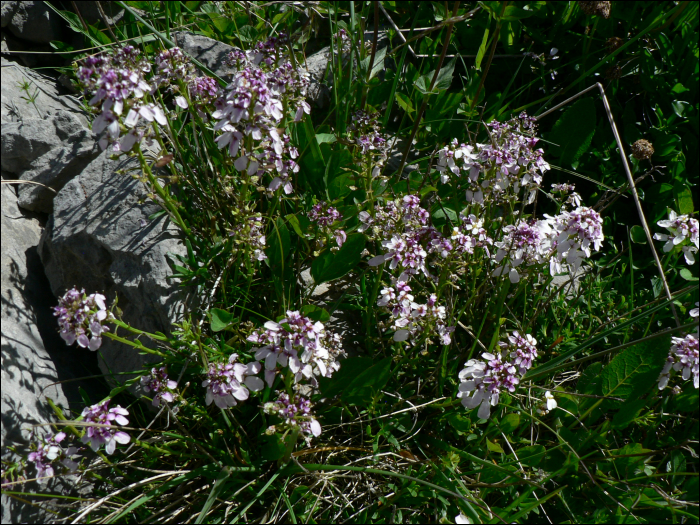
[70,1,125,26]
[1,1,19,28]
[1,57,88,126]
[38,151,188,393]
[7,1,64,45]
[1,182,77,524]
[172,31,237,77]
[304,46,332,108]
[2,112,100,213]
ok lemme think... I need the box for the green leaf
[679,268,698,282]
[315,133,337,145]
[498,413,520,433]
[630,225,647,244]
[674,185,695,215]
[210,308,234,332]
[600,335,671,404]
[395,92,415,115]
[446,412,472,432]
[311,233,366,284]
[260,434,285,461]
[475,28,490,70]
[611,398,647,429]
[548,98,596,167]
[359,46,387,81]
[431,204,458,228]
[343,357,392,406]
[486,438,505,454]
[324,150,355,200]
[512,445,546,467]
[286,214,311,237]
[612,443,652,478]
[300,305,330,322]
[319,357,374,399]
[414,59,455,95]
[266,217,291,270]
[501,6,534,21]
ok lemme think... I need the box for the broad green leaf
[311,233,365,284]
[501,6,534,21]
[319,357,373,399]
[324,150,355,200]
[266,217,290,270]
[486,438,505,454]
[612,443,652,477]
[600,336,671,404]
[511,445,546,467]
[343,357,392,406]
[395,92,415,115]
[431,204,458,227]
[259,434,285,461]
[680,268,698,281]
[498,413,520,433]
[414,59,455,95]
[630,225,647,244]
[674,185,694,215]
[300,305,330,322]
[315,133,337,145]
[210,308,234,332]
[548,98,596,167]
[611,398,647,429]
[286,213,311,237]
[359,46,387,81]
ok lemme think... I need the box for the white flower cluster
[458,332,538,419]
[247,311,344,388]
[436,113,550,206]
[377,279,454,345]
[654,209,699,265]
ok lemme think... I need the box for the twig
[379,2,417,59]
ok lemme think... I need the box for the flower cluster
[658,334,699,390]
[248,311,343,388]
[347,110,388,176]
[27,432,79,483]
[229,214,268,262]
[76,45,164,152]
[202,354,264,409]
[499,331,538,374]
[360,195,430,241]
[308,201,346,249]
[140,366,178,407]
[493,220,551,283]
[378,280,454,345]
[547,206,604,275]
[264,392,321,440]
[458,332,538,419]
[436,113,550,205]
[654,210,699,265]
[80,400,131,455]
[551,182,582,208]
[213,34,309,194]
[53,288,112,351]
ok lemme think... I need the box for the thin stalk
[397,1,460,177]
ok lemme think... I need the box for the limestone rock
[1,182,90,524]
[172,31,236,77]
[7,1,64,45]
[1,57,88,126]
[2,111,100,213]
[38,151,188,393]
